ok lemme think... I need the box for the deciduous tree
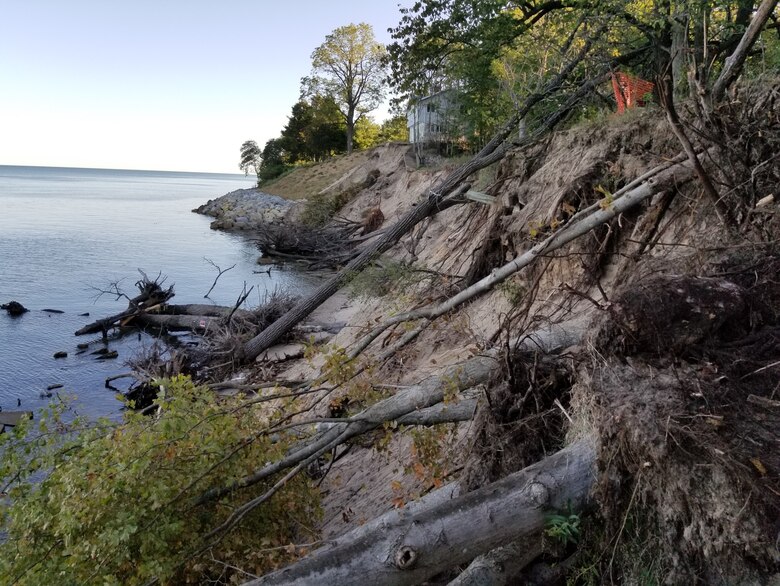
[239,139,261,178]
[304,23,387,154]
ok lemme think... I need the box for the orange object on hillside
[612,72,655,114]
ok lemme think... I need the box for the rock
[0,411,33,428]
[257,343,305,363]
[1,301,29,316]
[53,351,68,359]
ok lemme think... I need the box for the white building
[406,90,458,144]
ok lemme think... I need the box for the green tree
[304,23,387,154]
[353,116,381,150]
[280,101,315,164]
[378,114,410,143]
[239,139,262,177]
[279,96,347,163]
[257,137,289,182]
[388,0,779,117]
[301,94,347,160]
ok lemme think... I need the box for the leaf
[750,458,767,476]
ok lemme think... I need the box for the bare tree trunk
[160,304,255,320]
[244,438,597,586]
[710,0,779,104]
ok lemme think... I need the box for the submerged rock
[1,301,29,316]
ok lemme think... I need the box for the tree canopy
[387,0,780,145]
[239,140,262,177]
[304,23,387,154]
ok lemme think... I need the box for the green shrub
[0,376,320,585]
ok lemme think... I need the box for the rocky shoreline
[192,187,295,231]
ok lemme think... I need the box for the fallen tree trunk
[201,317,588,509]
[198,354,499,505]
[161,304,255,320]
[245,438,597,586]
[136,314,220,332]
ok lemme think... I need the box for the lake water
[0,165,316,420]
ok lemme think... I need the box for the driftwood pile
[75,276,263,339]
[254,218,376,269]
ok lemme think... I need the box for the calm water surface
[0,165,316,419]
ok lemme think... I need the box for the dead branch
[76,275,175,336]
[253,220,363,268]
[203,258,236,298]
[658,75,734,226]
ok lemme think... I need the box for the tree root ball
[593,275,748,356]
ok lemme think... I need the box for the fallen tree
[348,150,703,356]
[245,438,596,586]
[76,275,174,336]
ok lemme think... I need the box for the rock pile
[193,188,295,231]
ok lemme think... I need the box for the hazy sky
[0,1,408,173]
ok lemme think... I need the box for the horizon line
[0,162,248,177]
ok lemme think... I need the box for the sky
[0,1,409,174]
